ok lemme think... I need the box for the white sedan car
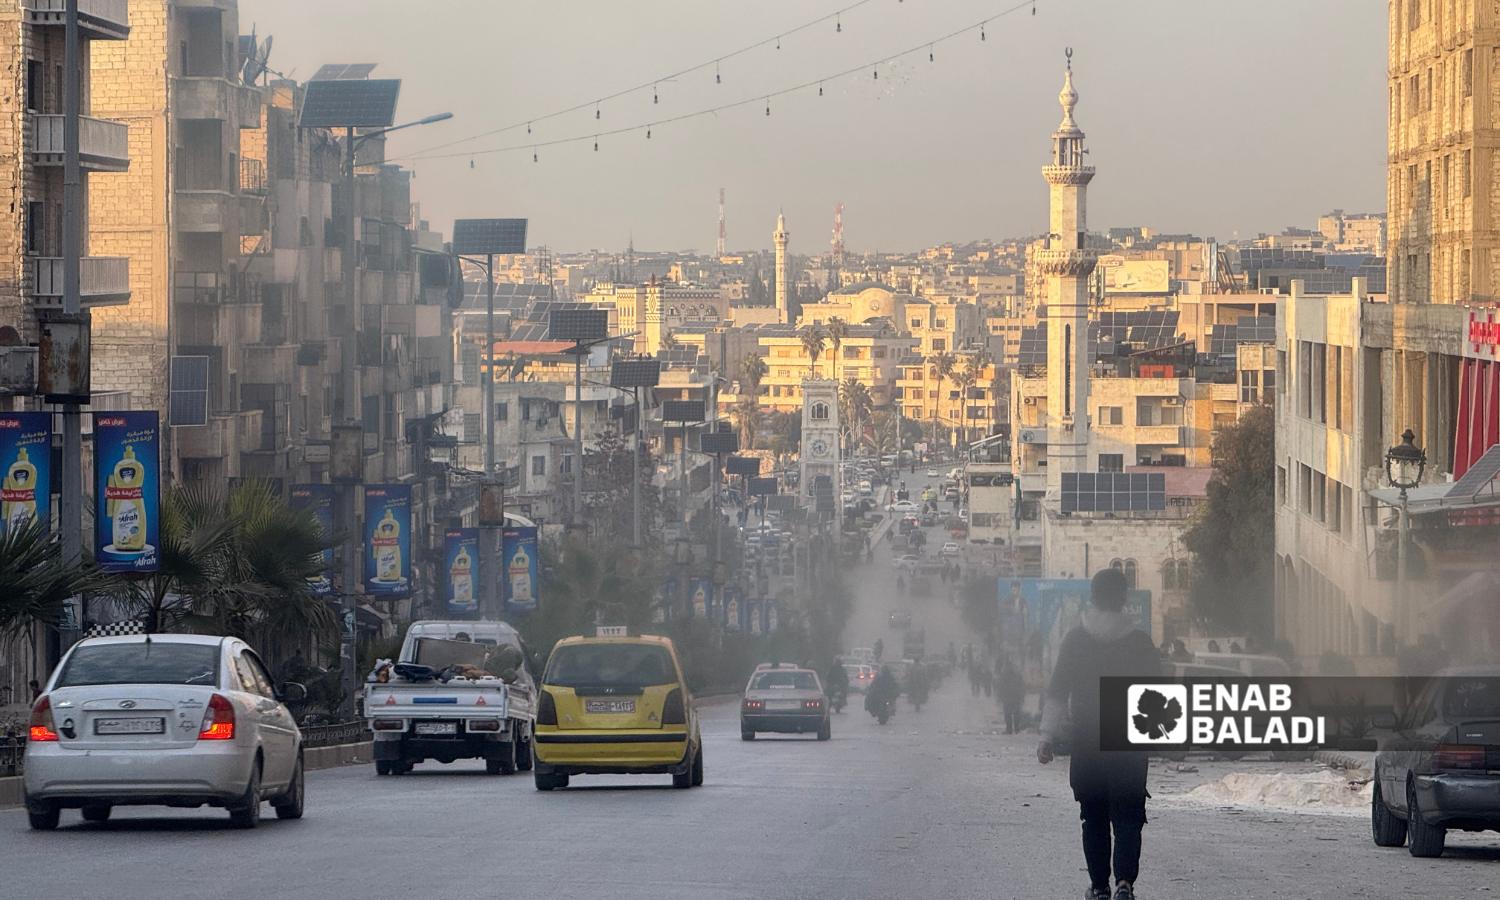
[23,634,306,830]
[889,499,920,514]
[940,541,961,557]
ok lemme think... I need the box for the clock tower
[799,378,841,522]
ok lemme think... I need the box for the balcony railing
[22,0,130,39]
[239,157,267,195]
[30,114,129,172]
[30,256,131,308]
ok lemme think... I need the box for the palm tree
[826,317,849,385]
[733,394,762,450]
[929,350,957,450]
[959,349,992,449]
[840,377,873,454]
[800,324,827,379]
[741,351,768,398]
[0,519,116,646]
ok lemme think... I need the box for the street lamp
[1385,428,1426,644]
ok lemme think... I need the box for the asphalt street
[4,469,1498,899]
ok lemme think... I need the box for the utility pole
[338,126,361,717]
[482,253,498,620]
[59,0,84,644]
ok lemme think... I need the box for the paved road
[5,468,1498,898]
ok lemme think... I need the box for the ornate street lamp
[1385,428,1426,643]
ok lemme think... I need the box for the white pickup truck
[365,620,537,776]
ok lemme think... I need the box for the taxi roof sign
[595,625,629,638]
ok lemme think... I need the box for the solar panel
[547,308,608,342]
[168,355,209,426]
[311,63,379,81]
[1060,472,1166,514]
[701,432,739,454]
[298,79,401,129]
[726,456,761,477]
[765,493,798,511]
[453,219,528,256]
[749,476,778,496]
[1447,444,1500,499]
[662,400,705,422]
[610,358,661,388]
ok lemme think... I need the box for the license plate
[767,701,802,712]
[414,721,457,735]
[94,717,165,735]
[584,699,636,714]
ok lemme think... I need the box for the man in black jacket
[1037,568,1162,900]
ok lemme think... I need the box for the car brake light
[804,699,823,710]
[198,693,235,740]
[662,688,686,725]
[742,698,764,711]
[537,689,558,726]
[1434,744,1486,770]
[28,696,58,742]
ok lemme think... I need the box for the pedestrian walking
[998,658,1024,734]
[1037,568,1163,900]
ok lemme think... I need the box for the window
[1407,0,1419,29]
[26,60,43,112]
[1276,464,1287,506]
[235,652,275,698]
[496,401,508,422]
[1426,66,1434,110]
[463,413,480,443]
[932,338,946,352]
[1277,349,1287,395]
[531,455,546,476]
[1464,47,1474,97]
[461,347,479,384]
[1311,342,1327,424]
[25,202,43,255]
[1298,464,1312,513]
[57,643,220,688]
[1339,348,1353,432]
[1312,470,1327,523]
[1123,559,1137,590]
[928,390,938,400]
[810,401,829,421]
[1240,369,1259,404]
[1464,149,1472,197]
[873,346,886,359]
[1262,368,1276,399]
[935,319,946,328]
[1099,453,1124,473]
[1407,75,1419,118]
[1327,478,1341,534]
[1135,399,1155,427]
[1098,406,1123,426]
[910,318,923,329]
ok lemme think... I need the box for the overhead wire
[399,0,1044,166]
[399,0,881,161]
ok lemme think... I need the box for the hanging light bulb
[818,82,824,97]
[1032,0,1036,14]
[646,126,652,139]
[653,84,659,104]
[527,122,532,135]
[776,36,781,50]
[765,97,771,116]
[981,23,986,41]
[836,14,841,33]
[929,45,934,63]
[469,158,475,169]
[873,66,879,80]
[595,103,600,120]
[593,136,599,151]
[532,148,538,163]
[715,61,721,84]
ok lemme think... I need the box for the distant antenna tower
[535,245,555,299]
[830,202,845,269]
[717,188,727,257]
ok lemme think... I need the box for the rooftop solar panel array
[298,79,401,129]
[1060,472,1166,514]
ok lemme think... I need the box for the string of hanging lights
[401,0,1045,167]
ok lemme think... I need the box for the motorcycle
[829,687,848,714]
[866,693,895,725]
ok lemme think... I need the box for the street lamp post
[1385,428,1427,645]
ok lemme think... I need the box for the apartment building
[0,0,132,403]
[753,323,914,413]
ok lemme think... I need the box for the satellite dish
[243,31,274,85]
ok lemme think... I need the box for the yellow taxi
[532,629,702,791]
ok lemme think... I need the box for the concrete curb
[0,740,377,809]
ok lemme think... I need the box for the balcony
[22,0,129,40]
[239,157,267,195]
[241,344,295,387]
[176,410,263,460]
[174,77,262,127]
[31,114,129,172]
[176,190,235,233]
[30,256,131,309]
[1132,424,1186,446]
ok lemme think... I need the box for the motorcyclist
[907,663,931,711]
[873,638,884,662]
[865,665,899,721]
[826,661,850,712]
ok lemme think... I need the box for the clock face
[809,438,830,457]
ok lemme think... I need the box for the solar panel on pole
[726,456,761,477]
[701,432,739,455]
[546,308,608,343]
[662,400,705,422]
[453,218,528,256]
[298,79,402,129]
[1447,444,1500,499]
[610,358,661,388]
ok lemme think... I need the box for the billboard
[0,412,52,538]
[746,599,763,636]
[289,484,335,596]
[687,578,712,620]
[93,411,160,573]
[721,585,741,632]
[764,600,781,634]
[502,525,539,613]
[1099,257,1171,294]
[444,528,480,616]
[364,484,411,597]
[1000,577,1152,669]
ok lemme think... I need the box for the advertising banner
[721,586,740,632]
[444,528,480,616]
[765,600,780,634]
[502,525,539,613]
[655,581,676,623]
[93,411,160,573]
[364,484,412,597]
[687,578,712,620]
[0,411,51,538]
[289,484,335,596]
[746,599,763,636]
[1002,577,1152,669]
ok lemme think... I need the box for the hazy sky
[243,0,1386,254]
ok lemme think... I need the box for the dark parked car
[1372,667,1500,857]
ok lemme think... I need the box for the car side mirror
[277,682,308,704]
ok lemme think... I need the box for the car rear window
[752,671,818,690]
[546,643,675,688]
[56,642,220,688]
[1444,677,1500,718]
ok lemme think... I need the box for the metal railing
[23,0,130,29]
[31,256,130,299]
[1,735,23,778]
[301,719,369,749]
[239,157,267,195]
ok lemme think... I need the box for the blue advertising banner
[654,581,676,623]
[290,484,335,596]
[746,599,763,637]
[93,412,160,573]
[1000,577,1152,669]
[0,412,51,538]
[721,586,740,632]
[444,528,480,616]
[364,484,411,597]
[502,525,539,613]
[687,578,712,620]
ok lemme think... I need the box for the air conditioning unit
[1023,397,1037,406]
[1163,396,1183,406]
[0,345,38,393]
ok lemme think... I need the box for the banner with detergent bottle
[0,412,51,539]
[502,525,539,614]
[444,528,480,617]
[364,484,412,597]
[93,412,160,573]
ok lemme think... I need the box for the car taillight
[537,689,558,726]
[742,698,764,711]
[804,699,823,710]
[1434,743,1486,770]
[28,696,58,742]
[372,719,405,731]
[662,688,686,725]
[198,693,235,741]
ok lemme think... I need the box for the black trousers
[1071,754,1149,891]
[1002,703,1021,734]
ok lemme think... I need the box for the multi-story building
[753,323,914,413]
[896,354,1004,449]
[1318,210,1387,254]
[582,280,727,355]
[0,0,132,404]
